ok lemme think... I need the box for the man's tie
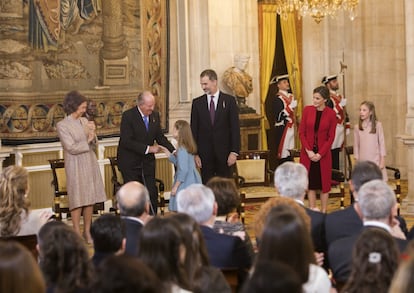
[209,96,215,124]
[143,116,149,131]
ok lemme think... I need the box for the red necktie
[209,96,215,124]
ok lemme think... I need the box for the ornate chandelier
[263,0,359,23]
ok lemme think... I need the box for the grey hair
[176,184,215,224]
[274,162,308,200]
[358,180,396,220]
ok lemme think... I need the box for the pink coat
[299,106,337,192]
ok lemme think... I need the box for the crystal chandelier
[263,0,359,23]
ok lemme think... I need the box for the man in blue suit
[191,69,240,183]
[177,184,252,272]
[117,91,175,214]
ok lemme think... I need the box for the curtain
[258,4,277,150]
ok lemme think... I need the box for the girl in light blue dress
[161,120,201,211]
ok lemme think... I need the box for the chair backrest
[48,159,67,195]
[108,157,123,196]
[2,234,38,259]
[235,150,270,187]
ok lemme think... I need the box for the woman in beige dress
[57,91,106,243]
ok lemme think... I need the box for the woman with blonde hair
[0,165,51,236]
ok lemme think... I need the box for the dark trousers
[331,148,341,170]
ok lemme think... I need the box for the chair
[289,149,346,209]
[48,159,70,220]
[2,234,38,259]
[234,150,277,205]
[108,157,167,215]
[345,146,402,214]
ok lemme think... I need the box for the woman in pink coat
[299,86,337,213]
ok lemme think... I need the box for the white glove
[290,99,297,109]
[340,98,347,107]
[346,128,350,136]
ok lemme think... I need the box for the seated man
[90,214,126,267]
[116,181,151,257]
[177,184,252,271]
[328,180,407,284]
[325,161,407,248]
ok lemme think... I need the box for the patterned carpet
[243,180,413,241]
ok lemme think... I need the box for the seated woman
[0,165,52,237]
[37,221,95,293]
[342,228,399,293]
[137,216,192,292]
[206,176,254,256]
[168,212,231,293]
[0,241,46,293]
[255,203,332,293]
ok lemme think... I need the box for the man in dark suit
[117,91,175,214]
[325,161,408,248]
[116,181,150,257]
[177,184,252,271]
[328,179,407,284]
[274,162,326,261]
[191,69,240,183]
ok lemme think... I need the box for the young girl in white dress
[354,101,387,181]
[161,120,201,211]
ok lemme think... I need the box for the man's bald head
[116,181,149,217]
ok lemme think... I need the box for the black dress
[309,110,323,190]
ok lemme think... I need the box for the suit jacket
[200,225,252,270]
[122,217,144,257]
[190,92,240,168]
[304,207,326,253]
[117,107,174,178]
[299,105,337,192]
[325,206,409,248]
[328,225,407,283]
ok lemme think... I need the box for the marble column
[100,0,128,85]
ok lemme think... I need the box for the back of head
[177,184,215,224]
[116,181,149,217]
[257,205,314,284]
[138,216,190,290]
[274,162,308,200]
[241,259,302,293]
[91,214,125,253]
[206,177,239,216]
[343,227,399,292]
[0,165,29,236]
[0,241,45,293]
[358,180,396,221]
[93,255,162,293]
[37,221,94,291]
[351,161,383,193]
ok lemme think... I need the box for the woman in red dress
[299,86,337,213]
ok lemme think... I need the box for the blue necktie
[143,116,149,130]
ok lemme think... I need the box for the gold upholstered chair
[48,159,70,220]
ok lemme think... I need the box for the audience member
[116,181,150,257]
[37,221,95,293]
[206,176,254,257]
[0,241,45,293]
[137,216,191,292]
[93,255,162,293]
[256,205,331,292]
[389,255,414,293]
[342,228,399,293]
[240,259,302,293]
[328,180,407,284]
[176,184,252,272]
[168,212,231,293]
[0,165,52,237]
[90,214,126,267]
[274,162,326,257]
